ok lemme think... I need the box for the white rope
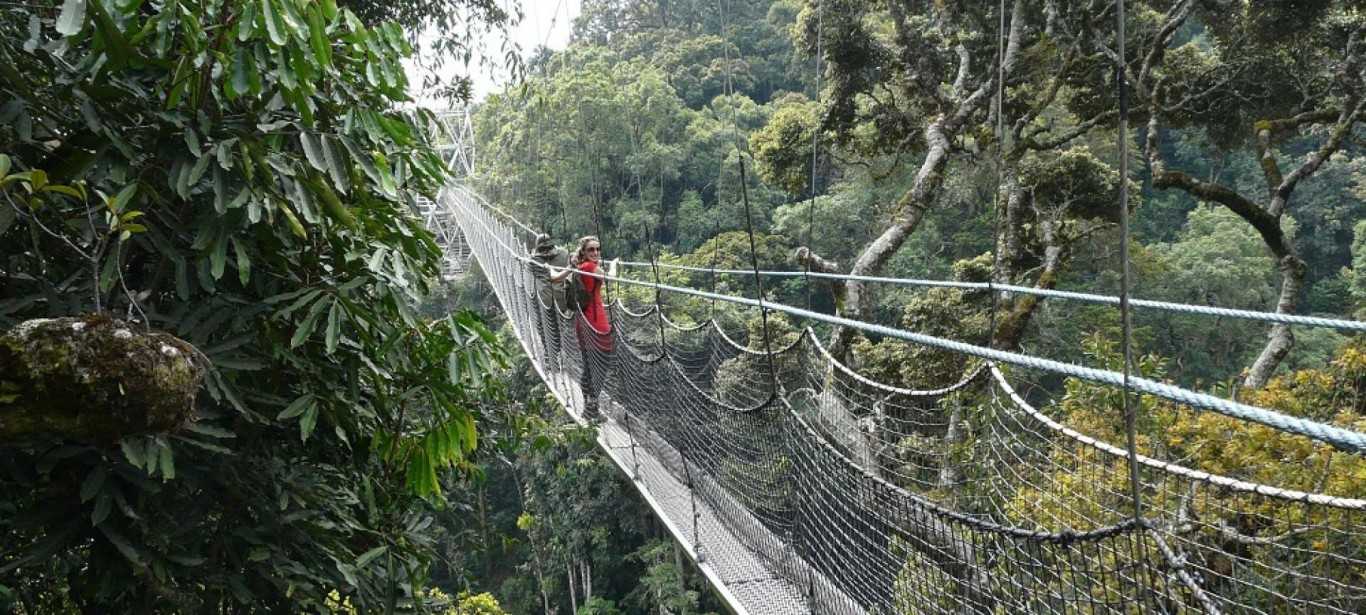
[446,188,1366,454]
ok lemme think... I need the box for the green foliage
[450,589,510,615]
[323,586,508,614]
[1349,220,1366,318]
[993,334,1366,610]
[1016,146,1130,223]
[577,596,625,615]
[750,94,820,196]
[852,254,993,390]
[574,0,803,104]
[337,0,517,101]
[0,0,511,611]
[474,49,695,251]
[1061,332,1366,498]
[625,540,716,615]
[1141,206,1279,382]
[472,0,807,267]
[1172,1,1362,148]
[677,231,791,295]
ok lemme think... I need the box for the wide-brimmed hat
[533,233,556,253]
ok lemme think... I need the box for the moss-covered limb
[0,316,206,443]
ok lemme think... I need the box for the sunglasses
[586,246,601,253]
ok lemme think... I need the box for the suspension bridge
[417,107,1366,615]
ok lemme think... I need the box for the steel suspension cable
[716,0,779,395]
[447,182,1366,613]
[608,260,1366,332]
[739,155,780,399]
[987,0,1009,424]
[454,185,1366,509]
[1115,0,1144,526]
[802,0,825,311]
[708,216,721,314]
[709,0,776,383]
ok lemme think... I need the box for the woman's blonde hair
[572,235,601,266]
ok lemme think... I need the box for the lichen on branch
[0,316,205,443]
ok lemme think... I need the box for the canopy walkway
[429,182,1366,614]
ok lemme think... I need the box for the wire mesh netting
[442,187,1366,615]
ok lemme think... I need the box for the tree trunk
[993,172,1026,288]
[567,559,578,615]
[673,539,688,594]
[937,403,963,490]
[478,486,490,553]
[831,119,951,360]
[510,469,555,615]
[1244,253,1306,388]
[826,0,1027,361]
[992,218,1065,352]
[884,498,996,614]
[582,559,593,603]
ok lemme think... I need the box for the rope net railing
[442,186,1366,615]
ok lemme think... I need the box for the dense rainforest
[464,0,1366,611]
[0,0,731,612]
[2,0,1364,613]
[477,0,1366,386]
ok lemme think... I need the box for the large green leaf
[299,404,318,442]
[87,0,135,68]
[299,131,326,172]
[79,466,106,503]
[98,526,143,566]
[237,0,257,42]
[321,135,350,194]
[276,394,314,420]
[290,296,328,348]
[261,0,290,46]
[228,48,253,99]
[306,3,333,69]
[325,300,341,354]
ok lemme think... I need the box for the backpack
[566,268,592,313]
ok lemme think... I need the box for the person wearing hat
[528,233,570,368]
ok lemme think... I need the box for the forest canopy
[467,0,1366,608]
[3,0,1366,613]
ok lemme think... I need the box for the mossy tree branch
[0,316,205,444]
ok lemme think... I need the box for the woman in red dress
[569,236,616,420]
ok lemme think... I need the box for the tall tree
[1133,0,1366,386]
[774,0,1137,359]
[1,0,510,610]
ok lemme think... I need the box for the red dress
[576,260,612,351]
